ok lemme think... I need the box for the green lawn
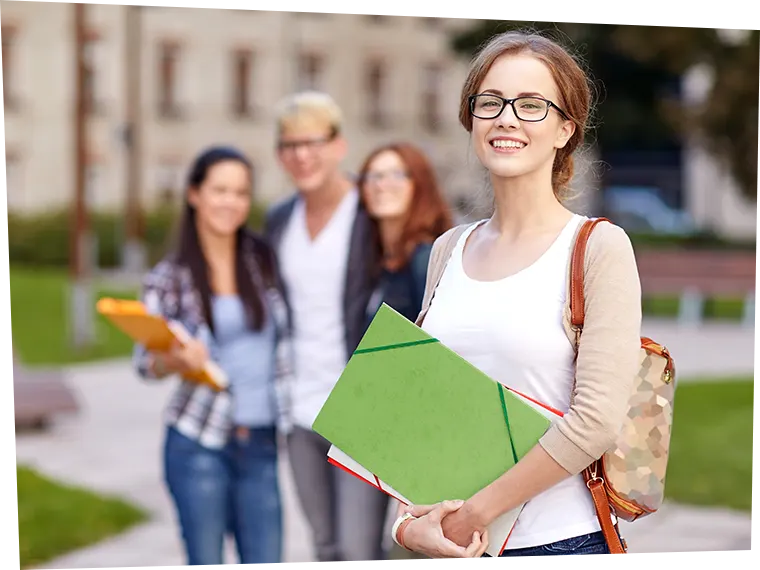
[8,265,749,366]
[16,465,148,569]
[664,378,754,512]
[9,267,138,366]
[642,295,747,320]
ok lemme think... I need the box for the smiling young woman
[132,146,293,566]
[389,31,642,559]
[357,142,453,326]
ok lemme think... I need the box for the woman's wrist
[468,487,504,528]
[392,512,417,550]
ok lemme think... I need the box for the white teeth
[491,140,525,149]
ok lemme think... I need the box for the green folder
[313,303,554,509]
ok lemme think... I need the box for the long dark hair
[176,146,270,335]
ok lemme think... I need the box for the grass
[664,378,754,512]
[9,265,749,367]
[16,465,148,569]
[9,267,139,366]
[642,295,747,320]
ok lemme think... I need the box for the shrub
[7,202,268,269]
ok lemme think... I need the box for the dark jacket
[263,192,379,362]
[365,242,433,326]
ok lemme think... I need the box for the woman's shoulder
[584,218,636,259]
[581,218,641,284]
[142,252,183,288]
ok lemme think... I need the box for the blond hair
[274,91,343,137]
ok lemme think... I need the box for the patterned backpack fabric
[415,217,677,555]
[562,217,676,553]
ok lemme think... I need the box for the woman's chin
[484,162,529,181]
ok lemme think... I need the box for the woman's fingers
[405,503,438,517]
[427,500,464,525]
[478,530,488,558]
[464,531,482,557]
[435,539,469,558]
[402,513,467,559]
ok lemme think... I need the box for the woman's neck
[378,217,405,270]
[197,224,236,267]
[488,170,572,240]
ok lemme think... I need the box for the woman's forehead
[478,53,559,100]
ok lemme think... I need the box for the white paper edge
[326,445,524,557]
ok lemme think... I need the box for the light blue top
[211,294,277,427]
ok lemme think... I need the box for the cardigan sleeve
[538,222,643,475]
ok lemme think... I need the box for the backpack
[415,216,677,555]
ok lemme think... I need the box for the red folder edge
[324,385,563,555]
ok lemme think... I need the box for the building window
[363,8,391,24]
[157,41,182,119]
[2,26,17,109]
[297,52,323,91]
[232,49,254,117]
[422,63,443,132]
[366,59,388,128]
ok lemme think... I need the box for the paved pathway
[15,319,754,567]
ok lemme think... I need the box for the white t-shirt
[278,189,359,430]
[421,213,604,550]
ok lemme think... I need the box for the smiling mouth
[490,140,527,151]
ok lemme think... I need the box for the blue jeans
[490,531,610,570]
[163,425,282,565]
[496,531,611,556]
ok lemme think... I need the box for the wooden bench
[12,352,79,430]
[634,249,756,326]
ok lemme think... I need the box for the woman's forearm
[469,443,573,525]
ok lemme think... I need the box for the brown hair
[459,31,593,199]
[357,142,453,272]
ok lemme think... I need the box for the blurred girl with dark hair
[132,146,294,566]
[358,142,453,325]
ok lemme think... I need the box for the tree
[449,22,758,201]
[613,27,758,201]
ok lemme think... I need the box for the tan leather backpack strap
[568,217,628,554]
[569,217,611,328]
[585,463,628,553]
[415,223,472,327]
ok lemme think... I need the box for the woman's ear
[555,120,576,150]
[187,186,199,208]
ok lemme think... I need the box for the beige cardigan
[416,219,642,476]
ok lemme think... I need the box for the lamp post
[123,3,146,273]
[70,1,94,349]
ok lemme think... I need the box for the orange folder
[96,297,228,391]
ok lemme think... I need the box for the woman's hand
[439,500,489,548]
[152,339,208,377]
[400,500,489,558]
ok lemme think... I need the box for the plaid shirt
[132,234,294,449]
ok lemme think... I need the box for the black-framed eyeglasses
[468,94,570,122]
[276,127,338,153]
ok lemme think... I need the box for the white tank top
[421,213,603,550]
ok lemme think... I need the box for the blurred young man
[263,91,389,562]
